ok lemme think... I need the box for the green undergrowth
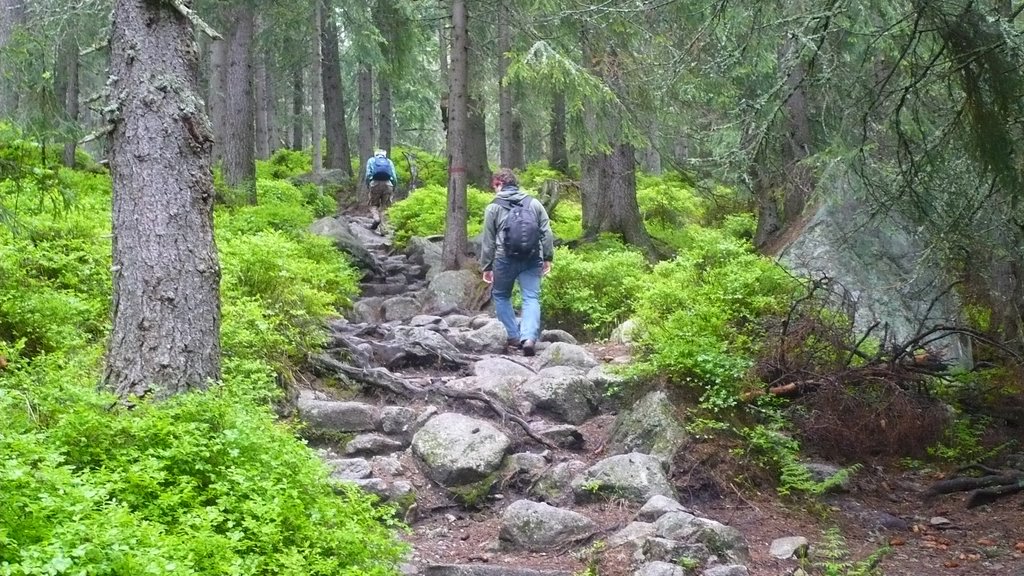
[0,135,405,575]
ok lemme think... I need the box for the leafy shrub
[631,226,798,410]
[519,161,569,187]
[548,200,582,241]
[387,183,492,247]
[256,148,312,180]
[541,237,649,339]
[388,145,448,188]
[0,351,406,576]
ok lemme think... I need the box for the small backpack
[495,198,540,259]
[371,156,391,181]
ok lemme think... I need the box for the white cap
[375,149,386,157]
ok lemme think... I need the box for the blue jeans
[491,256,543,343]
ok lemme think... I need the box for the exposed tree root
[926,470,1024,508]
[310,354,558,449]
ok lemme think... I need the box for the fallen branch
[168,0,223,40]
[309,354,558,449]
[926,470,1024,507]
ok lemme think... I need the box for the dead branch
[926,469,1024,507]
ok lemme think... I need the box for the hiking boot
[506,338,522,350]
[522,340,536,357]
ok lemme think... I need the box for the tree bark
[310,1,324,173]
[438,0,449,133]
[377,75,393,155]
[106,0,221,400]
[222,2,256,203]
[263,60,276,154]
[321,5,351,174]
[465,95,490,189]
[497,2,514,168]
[208,39,227,163]
[511,115,525,169]
[0,0,25,119]
[357,64,375,161]
[779,34,814,224]
[291,67,304,150]
[253,27,270,160]
[442,0,468,270]
[549,91,568,174]
[55,33,80,167]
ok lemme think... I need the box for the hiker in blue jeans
[480,168,554,356]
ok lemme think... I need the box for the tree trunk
[378,75,393,155]
[438,0,449,133]
[291,67,304,150]
[310,1,324,173]
[465,95,490,189]
[442,0,468,270]
[0,0,25,119]
[497,2,514,168]
[357,64,374,161]
[511,115,525,169]
[208,39,227,163]
[549,91,568,174]
[106,0,221,400]
[321,7,351,174]
[253,33,270,160]
[222,3,256,203]
[641,123,661,174]
[55,33,80,167]
[263,61,276,154]
[604,143,654,254]
[779,35,814,224]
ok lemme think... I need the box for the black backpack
[494,198,540,259]
[371,156,391,181]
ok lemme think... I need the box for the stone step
[422,566,572,576]
[360,282,412,297]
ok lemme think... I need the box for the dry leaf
[977,538,997,547]
[889,537,906,546]
[1015,541,1024,552]
[943,561,960,568]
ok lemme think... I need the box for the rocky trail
[298,213,1024,576]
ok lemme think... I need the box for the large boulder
[309,217,383,277]
[406,236,444,277]
[498,500,596,551]
[537,342,599,370]
[296,391,380,433]
[522,366,599,424]
[777,194,968,364]
[447,319,509,353]
[655,512,749,564]
[572,452,675,503]
[608,390,689,463]
[411,413,511,486]
[423,269,483,314]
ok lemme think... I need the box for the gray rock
[381,406,419,436]
[469,314,493,329]
[572,453,676,503]
[410,315,449,329]
[530,460,588,504]
[296,392,380,432]
[655,513,749,564]
[346,477,389,498]
[444,314,472,328]
[504,452,548,475]
[498,500,596,551]
[328,458,371,480]
[473,356,535,382]
[778,194,967,366]
[638,538,710,565]
[444,376,518,412]
[634,561,686,576]
[344,433,407,456]
[537,342,599,370]
[382,296,422,323]
[638,495,692,522]
[610,318,639,345]
[371,455,405,476]
[535,424,585,450]
[522,366,599,424]
[608,390,688,463]
[405,236,444,277]
[423,566,572,576]
[448,319,509,353]
[702,566,748,576]
[769,536,809,559]
[586,364,626,388]
[374,326,463,368]
[607,521,657,549]
[350,297,384,323]
[412,413,511,486]
[803,461,852,492]
[309,217,384,276]
[540,329,578,344]
[424,269,482,313]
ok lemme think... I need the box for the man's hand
[482,270,494,284]
[541,261,552,276]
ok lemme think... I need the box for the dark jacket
[479,186,554,272]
